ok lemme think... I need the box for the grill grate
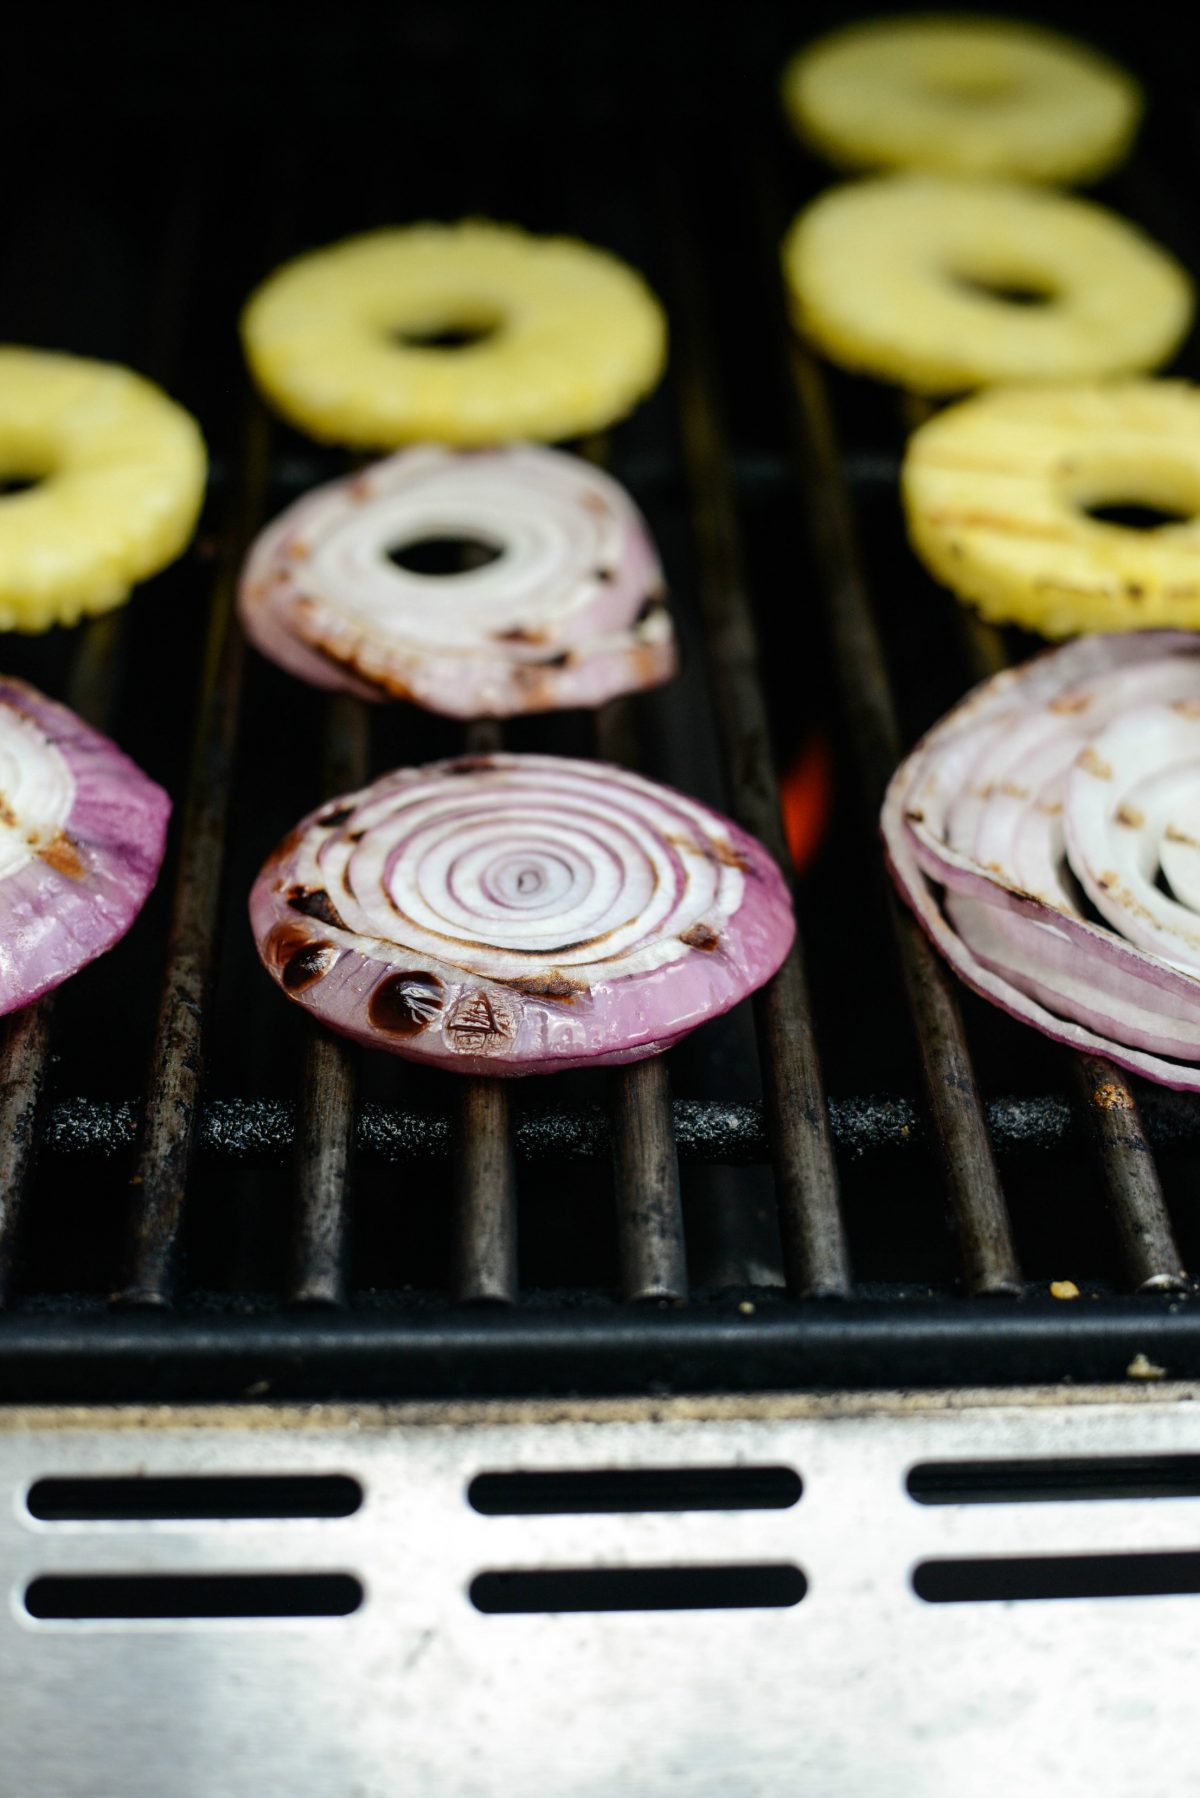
[2,12,1200,1399]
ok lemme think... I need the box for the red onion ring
[238,446,676,717]
[881,632,1200,1090]
[250,753,794,1075]
[0,676,170,1016]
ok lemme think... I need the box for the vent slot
[469,1563,806,1613]
[24,1573,364,1620]
[25,1474,363,1522]
[908,1456,1200,1506]
[468,1466,802,1515]
[913,1553,1200,1605]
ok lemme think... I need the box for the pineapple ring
[782,16,1141,184]
[783,175,1193,395]
[240,222,668,449]
[0,348,207,635]
[904,383,1200,637]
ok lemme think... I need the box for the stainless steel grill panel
[3,1391,1199,1797]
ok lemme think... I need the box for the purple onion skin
[879,631,1200,1093]
[0,677,171,1018]
[249,756,795,1076]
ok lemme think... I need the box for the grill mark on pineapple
[910,453,1035,478]
[924,508,1080,543]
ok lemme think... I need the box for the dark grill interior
[2,2,1200,1400]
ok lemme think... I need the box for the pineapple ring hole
[951,272,1059,308]
[1083,501,1193,532]
[386,534,505,577]
[919,67,1021,104]
[392,313,503,352]
[0,469,46,501]
[1067,457,1200,534]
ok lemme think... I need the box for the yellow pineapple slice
[904,382,1200,637]
[783,175,1193,395]
[241,222,668,449]
[0,348,207,634]
[782,15,1141,184]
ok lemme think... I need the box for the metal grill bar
[0,1004,52,1304]
[955,616,1187,1294]
[0,610,127,1304]
[581,419,693,1302]
[453,1079,518,1303]
[594,697,689,1304]
[782,342,1021,1297]
[290,1030,357,1305]
[6,1301,1200,1402]
[1071,1057,1187,1294]
[668,198,850,1300]
[451,717,518,1304]
[611,1055,689,1303]
[593,692,640,770]
[287,694,370,1306]
[63,612,127,735]
[119,406,269,1307]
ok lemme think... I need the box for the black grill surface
[2,1,1200,1401]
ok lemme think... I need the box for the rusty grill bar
[2,71,1200,1402]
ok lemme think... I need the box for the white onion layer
[239,445,675,718]
[0,704,74,881]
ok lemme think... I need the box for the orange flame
[780,731,833,873]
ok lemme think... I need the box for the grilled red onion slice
[250,754,794,1075]
[238,445,676,717]
[882,631,1200,1090]
[0,677,170,1016]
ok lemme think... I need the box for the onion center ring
[250,753,796,1076]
